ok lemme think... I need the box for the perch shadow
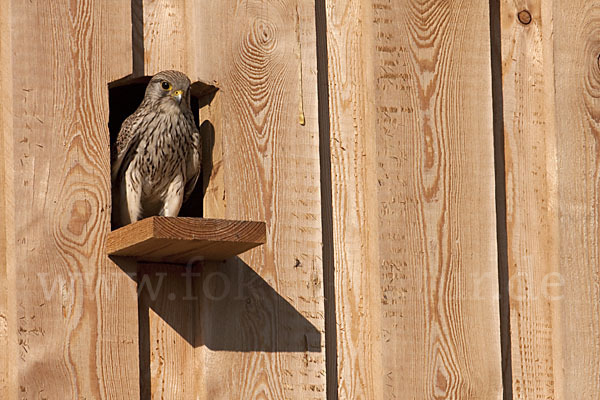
[129,258,322,352]
[111,256,321,398]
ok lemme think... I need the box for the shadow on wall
[111,256,322,398]
[128,258,322,352]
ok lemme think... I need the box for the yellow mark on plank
[296,5,305,126]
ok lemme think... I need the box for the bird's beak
[171,90,183,104]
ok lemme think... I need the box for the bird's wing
[111,110,143,183]
[183,128,202,202]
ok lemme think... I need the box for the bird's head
[144,70,192,113]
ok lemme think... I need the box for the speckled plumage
[111,70,201,227]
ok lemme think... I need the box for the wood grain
[321,0,383,397]
[497,1,559,398]
[137,1,202,397]
[552,0,600,397]
[141,0,195,78]
[136,263,197,400]
[0,1,14,397]
[325,0,503,398]
[142,0,187,74]
[499,1,600,397]
[4,1,140,398]
[139,0,326,397]
[135,0,224,394]
[191,0,328,398]
[107,217,266,262]
[8,0,600,397]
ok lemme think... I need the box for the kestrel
[111,70,201,227]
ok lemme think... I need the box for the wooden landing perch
[107,217,266,263]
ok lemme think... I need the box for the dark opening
[107,76,218,229]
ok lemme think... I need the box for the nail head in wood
[518,10,532,25]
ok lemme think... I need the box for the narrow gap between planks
[488,1,513,398]
[314,0,338,399]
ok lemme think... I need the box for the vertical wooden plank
[193,0,328,398]
[138,0,327,398]
[141,0,193,76]
[137,1,198,397]
[321,0,383,397]
[500,1,600,397]
[497,1,559,398]
[552,0,600,397]
[325,0,503,398]
[0,0,14,397]
[137,264,196,400]
[4,1,139,398]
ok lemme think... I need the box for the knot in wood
[67,199,93,236]
[254,20,275,48]
[517,10,532,25]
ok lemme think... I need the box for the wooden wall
[497,1,558,397]
[0,1,13,398]
[324,0,503,397]
[552,0,600,397]
[1,1,140,398]
[136,0,327,398]
[497,0,600,398]
[193,1,328,398]
[1,0,600,399]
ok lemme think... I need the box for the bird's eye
[161,81,172,91]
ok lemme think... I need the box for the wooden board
[138,0,327,398]
[0,1,14,397]
[135,1,201,397]
[136,263,197,400]
[3,1,140,398]
[552,0,600,397]
[497,1,559,397]
[106,217,266,263]
[320,1,383,397]
[325,0,503,398]
[140,0,194,77]
[192,0,328,398]
[498,1,600,397]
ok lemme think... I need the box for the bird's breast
[133,114,196,191]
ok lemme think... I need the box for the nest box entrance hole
[107,76,218,230]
